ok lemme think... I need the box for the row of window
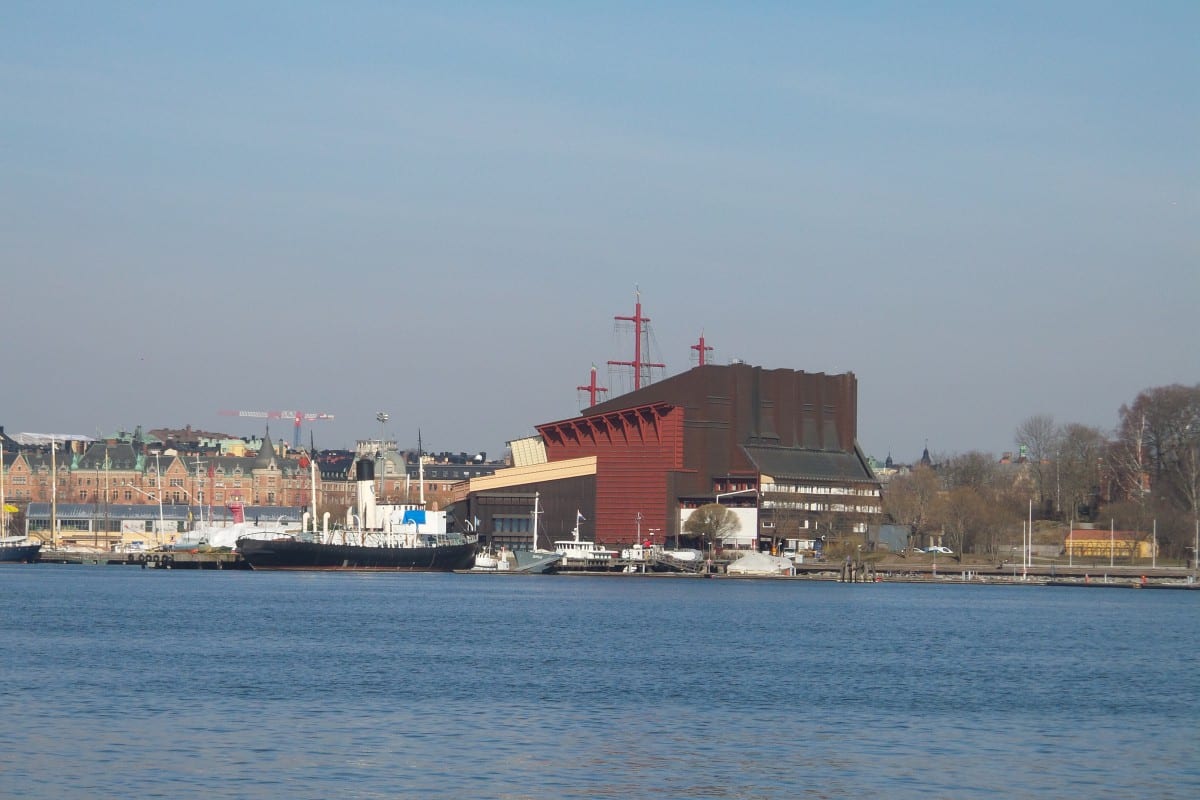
[493,515,532,533]
[761,483,879,497]
[70,489,297,504]
[763,499,882,514]
[28,519,186,534]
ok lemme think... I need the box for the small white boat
[554,517,619,571]
[472,546,561,574]
[471,491,562,573]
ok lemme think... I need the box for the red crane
[218,410,335,449]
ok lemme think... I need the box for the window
[493,515,531,534]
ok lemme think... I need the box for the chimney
[356,459,378,529]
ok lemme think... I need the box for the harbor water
[2,565,1198,799]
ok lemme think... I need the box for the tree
[1056,424,1107,521]
[683,503,741,554]
[1015,414,1061,514]
[934,487,990,558]
[882,465,941,550]
[940,451,999,493]
[763,502,803,554]
[1115,384,1200,556]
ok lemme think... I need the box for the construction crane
[218,410,335,449]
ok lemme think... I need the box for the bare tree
[940,451,1000,492]
[932,487,982,559]
[1056,424,1107,521]
[1015,414,1061,514]
[763,502,803,554]
[1117,384,1200,555]
[883,465,941,551]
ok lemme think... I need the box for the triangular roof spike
[254,428,278,469]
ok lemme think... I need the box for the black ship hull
[237,537,477,572]
[0,543,42,563]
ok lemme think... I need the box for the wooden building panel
[538,404,684,546]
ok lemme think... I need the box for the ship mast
[309,432,319,532]
[607,288,664,391]
[418,430,425,506]
[691,330,713,366]
[532,491,540,551]
[1,440,6,537]
[577,364,608,409]
[50,438,57,548]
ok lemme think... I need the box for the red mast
[607,289,665,390]
[691,331,713,366]
[577,364,609,408]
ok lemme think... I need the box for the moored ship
[554,513,620,571]
[237,459,477,571]
[471,545,561,573]
[0,536,42,563]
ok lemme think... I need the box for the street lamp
[376,412,389,449]
[715,488,759,503]
[375,412,389,500]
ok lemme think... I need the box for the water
[1,566,1197,799]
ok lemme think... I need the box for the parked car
[925,546,953,555]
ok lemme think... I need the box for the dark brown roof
[742,443,876,483]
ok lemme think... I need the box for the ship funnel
[356,459,378,529]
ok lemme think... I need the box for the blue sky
[3,2,1196,461]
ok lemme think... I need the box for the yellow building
[1064,528,1156,560]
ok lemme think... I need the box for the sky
[3,1,1197,463]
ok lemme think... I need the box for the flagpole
[310,431,318,534]
[1027,499,1033,578]
[51,437,58,549]
[1,440,6,537]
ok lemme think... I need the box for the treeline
[884,383,1200,559]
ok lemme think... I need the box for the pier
[20,549,1200,586]
[36,550,249,570]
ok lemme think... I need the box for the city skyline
[4,3,1196,463]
